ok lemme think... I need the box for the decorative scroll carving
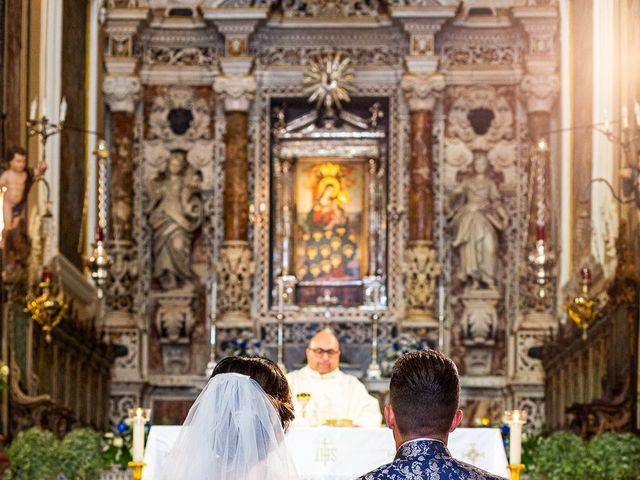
[441,45,519,68]
[142,46,219,66]
[214,75,256,112]
[515,331,545,382]
[216,241,255,325]
[256,45,404,67]
[216,0,272,6]
[516,395,545,434]
[109,329,140,374]
[108,0,147,7]
[281,0,380,17]
[460,289,500,376]
[447,86,515,147]
[401,73,445,112]
[103,76,141,113]
[461,289,500,345]
[109,394,138,428]
[155,292,197,343]
[520,75,560,113]
[403,242,441,324]
[146,85,214,145]
[106,240,138,313]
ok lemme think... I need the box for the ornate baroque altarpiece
[102,0,559,431]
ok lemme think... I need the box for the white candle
[438,284,445,318]
[603,110,611,133]
[131,408,145,462]
[504,410,526,465]
[41,96,47,119]
[29,98,37,121]
[59,97,68,124]
[622,105,629,129]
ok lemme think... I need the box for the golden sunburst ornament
[304,52,354,114]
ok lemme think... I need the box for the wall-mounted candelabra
[591,102,640,208]
[27,97,67,153]
[25,98,67,337]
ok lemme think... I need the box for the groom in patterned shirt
[358,350,506,480]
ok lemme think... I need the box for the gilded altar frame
[270,107,388,315]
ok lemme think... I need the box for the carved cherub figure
[0,147,47,231]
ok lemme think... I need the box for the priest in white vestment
[286,329,382,428]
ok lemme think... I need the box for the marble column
[101,3,149,411]
[520,75,560,244]
[103,76,140,243]
[512,7,559,408]
[401,73,444,326]
[101,3,148,319]
[102,76,141,317]
[214,75,256,326]
[516,2,561,323]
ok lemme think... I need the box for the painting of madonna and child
[294,159,368,306]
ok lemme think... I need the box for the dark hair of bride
[212,356,295,429]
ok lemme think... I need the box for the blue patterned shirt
[358,438,506,480]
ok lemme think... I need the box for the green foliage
[527,431,590,480]
[3,428,105,480]
[586,432,640,480]
[527,431,640,480]
[59,429,104,480]
[3,428,60,480]
[521,432,542,473]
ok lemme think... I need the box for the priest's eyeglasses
[308,347,339,357]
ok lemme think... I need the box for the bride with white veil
[159,356,299,480]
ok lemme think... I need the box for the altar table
[143,427,509,479]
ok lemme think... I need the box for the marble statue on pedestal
[146,150,202,291]
[450,149,508,290]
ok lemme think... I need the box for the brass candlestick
[128,461,145,480]
[508,464,524,480]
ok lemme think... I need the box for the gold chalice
[296,392,311,425]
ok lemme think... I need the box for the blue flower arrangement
[102,417,151,470]
[220,331,268,358]
[380,334,429,377]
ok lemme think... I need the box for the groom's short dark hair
[389,350,460,437]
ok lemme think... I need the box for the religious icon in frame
[294,158,366,282]
[270,96,388,311]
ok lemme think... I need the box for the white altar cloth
[143,426,509,479]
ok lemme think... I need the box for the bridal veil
[159,372,298,479]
